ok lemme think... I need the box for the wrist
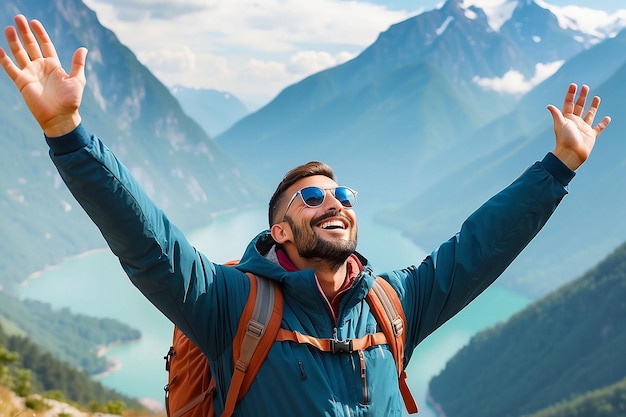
[42,112,82,138]
[551,147,584,171]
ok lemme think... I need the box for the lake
[19,206,529,416]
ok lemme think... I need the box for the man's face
[281,175,358,265]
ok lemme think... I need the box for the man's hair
[268,161,336,226]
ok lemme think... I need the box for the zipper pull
[358,350,369,404]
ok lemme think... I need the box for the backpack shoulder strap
[221,272,284,417]
[366,277,418,414]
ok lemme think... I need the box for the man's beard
[285,213,357,270]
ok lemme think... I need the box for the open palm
[0,15,86,136]
[547,84,611,171]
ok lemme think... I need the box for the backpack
[163,266,418,417]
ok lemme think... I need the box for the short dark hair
[268,161,336,226]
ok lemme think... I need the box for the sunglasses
[283,186,358,219]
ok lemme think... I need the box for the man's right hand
[0,14,87,137]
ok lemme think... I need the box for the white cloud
[82,0,417,105]
[473,61,565,95]
[538,1,626,39]
[287,50,356,75]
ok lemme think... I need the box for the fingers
[561,83,609,130]
[562,83,590,117]
[29,18,59,60]
[573,84,589,117]
[583,96,600,125]
[561,83,577,116]
[593,115,611,137]
[4,15,58,69]
[4,23,30,70]
[0,45,21,82]
[15,14,43,61]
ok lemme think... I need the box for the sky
[80,0,626,109]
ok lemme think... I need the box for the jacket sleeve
[45,124,246,355]
[387,152,575,354]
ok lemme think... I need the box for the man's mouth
[318,219,347,230]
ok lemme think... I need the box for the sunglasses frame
[282,186,358,221]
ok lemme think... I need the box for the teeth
[320,220,345,229]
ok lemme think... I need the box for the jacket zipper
[332,328,369,405]
[328,272,371,405]
[358,350,369,404]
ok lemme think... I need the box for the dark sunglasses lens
[335,187,356,207]
[300,187,325,207]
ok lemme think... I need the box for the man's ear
[271,222,291,244]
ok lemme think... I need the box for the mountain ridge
[0,0,263,292]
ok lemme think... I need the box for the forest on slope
[428,240,626,417]
[0,323,144,411]
[0,291,140,375]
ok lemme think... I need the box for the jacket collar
[235,231,376,318]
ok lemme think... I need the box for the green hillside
[0,291,140,375]
[523,377,626,417]
[428,240,626,417]
[0,323,143,411]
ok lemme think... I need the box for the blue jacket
[47,124,574,416]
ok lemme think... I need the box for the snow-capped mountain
[463,0,626,39]
[540,0,626,39]
[217,0,626,184]
[356,0,626,93]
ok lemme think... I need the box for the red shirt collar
[276,247,299,272]
[276,247,363,315]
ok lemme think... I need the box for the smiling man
[268,162,360,299]
[0,14,612,417]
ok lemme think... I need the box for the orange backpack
[163,268,418,417]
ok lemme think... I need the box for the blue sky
[80,0,625,108]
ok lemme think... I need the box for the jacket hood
[235,231,377,317]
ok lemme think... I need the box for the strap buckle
[164,346,175,371]
[330,338,353,353]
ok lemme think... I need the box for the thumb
[69,47,87,82]
[546,104,565,128]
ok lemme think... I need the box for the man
[0,14,611,417]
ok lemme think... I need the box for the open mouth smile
[318,219,348,230]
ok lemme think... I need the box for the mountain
[213,0,626,297]
[222,61,495,198]
[170,86,249,137]
[0,0,263,292]
[215,0,624,196]
[427,239,626,417]
[382,28,626,297]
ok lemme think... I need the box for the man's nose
[324,189,344,210]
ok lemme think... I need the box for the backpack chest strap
[276,329,388,353]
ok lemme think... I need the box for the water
[19,207,529,416]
